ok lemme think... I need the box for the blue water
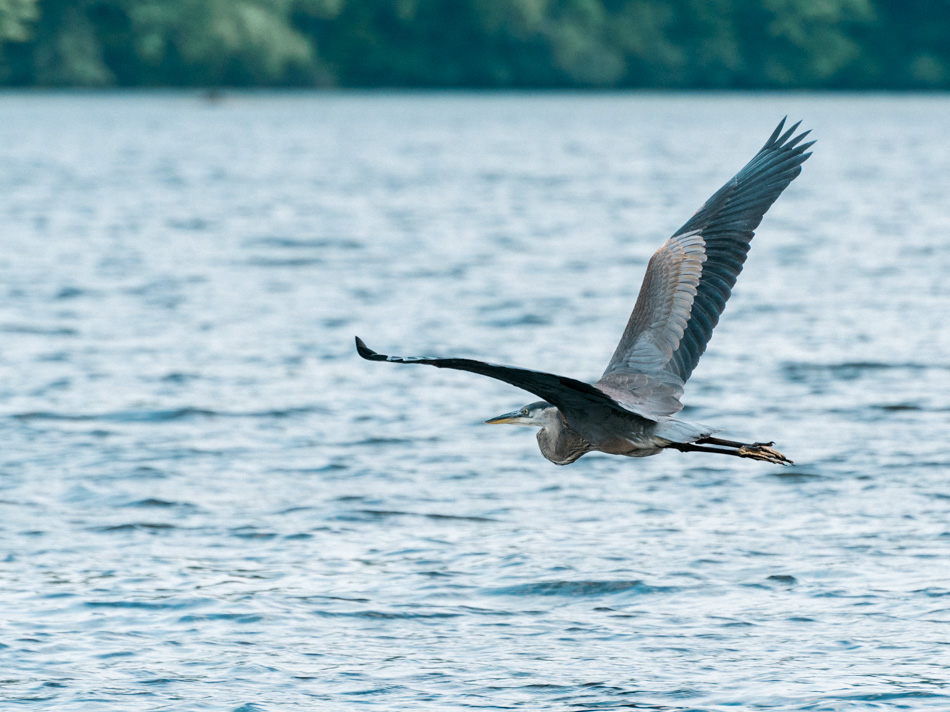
[2,92,949,710]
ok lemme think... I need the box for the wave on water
[346,509,498,523]
[485,580,673,597]
[781,360,948,383]
[9,406,326,422]
[243,236,365,250]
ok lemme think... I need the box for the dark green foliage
[1,0,948,87]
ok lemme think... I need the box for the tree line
[1,0,948,89]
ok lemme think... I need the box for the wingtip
[776,119,803,147]
[355,336,381,360]
[760,117,813,157]
[765,117,787,147]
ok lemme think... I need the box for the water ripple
[486,580,674,597]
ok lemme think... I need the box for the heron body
[357,119,813,466]
[521,403,681,466]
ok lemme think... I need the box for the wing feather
[601,118,813,410]
[354,337,657,426]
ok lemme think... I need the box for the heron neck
[536,411,590,465]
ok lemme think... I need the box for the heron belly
[596,435,665,458]
[595,418,711,458]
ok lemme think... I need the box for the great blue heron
[357,119,812,466]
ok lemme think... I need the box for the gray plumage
[357,119,813,466]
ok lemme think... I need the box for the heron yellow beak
[485,410,522,425]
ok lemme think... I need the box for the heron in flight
[357,119,812,466]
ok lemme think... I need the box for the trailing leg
[671,437,792,465]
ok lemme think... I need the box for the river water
[1,92,949,710]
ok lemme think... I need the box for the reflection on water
[1,92,949,710]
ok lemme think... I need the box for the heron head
[485,401,553,426]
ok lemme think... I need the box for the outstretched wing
[355,337,655,425]
[601,118,814,409]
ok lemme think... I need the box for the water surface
[1,92,949,710]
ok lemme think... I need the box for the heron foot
[738,442,793,465]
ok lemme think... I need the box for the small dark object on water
[357,119,813,466]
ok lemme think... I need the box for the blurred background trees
[1,0,948,88]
